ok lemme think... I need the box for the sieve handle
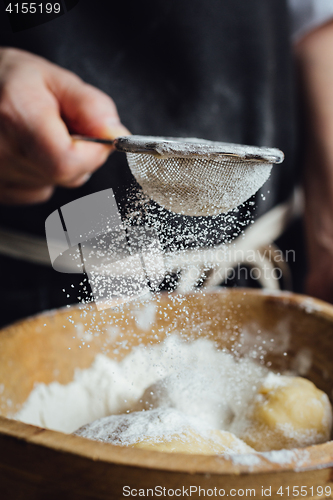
[71,135,153,154]
[72,135,116,146]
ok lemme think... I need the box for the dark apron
[0,0,297,326]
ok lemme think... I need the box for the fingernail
[80,173,92,183]
[104,119,131,139]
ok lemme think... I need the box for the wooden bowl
[0,289,333,500]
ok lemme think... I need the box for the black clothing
[0,0,297,326]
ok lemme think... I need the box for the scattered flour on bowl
[230,449,311,469]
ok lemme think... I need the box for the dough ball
[240,375,332,451]
[74,408,254,455]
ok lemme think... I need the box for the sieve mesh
[75,135,283,216]
[126,153,273,216]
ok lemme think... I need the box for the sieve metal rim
[114,136,284,164]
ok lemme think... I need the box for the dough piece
[134,429,254,455]
[132,372,242,429]
[240,374,333,451]
[132,379,173,412]
[74,408,254,455]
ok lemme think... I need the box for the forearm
[296,20,333,299]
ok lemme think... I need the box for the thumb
[49,69,130,140]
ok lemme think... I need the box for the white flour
[15,336,268,435]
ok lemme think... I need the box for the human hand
[0,47,129,205]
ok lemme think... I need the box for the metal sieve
[74,135,284,216]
